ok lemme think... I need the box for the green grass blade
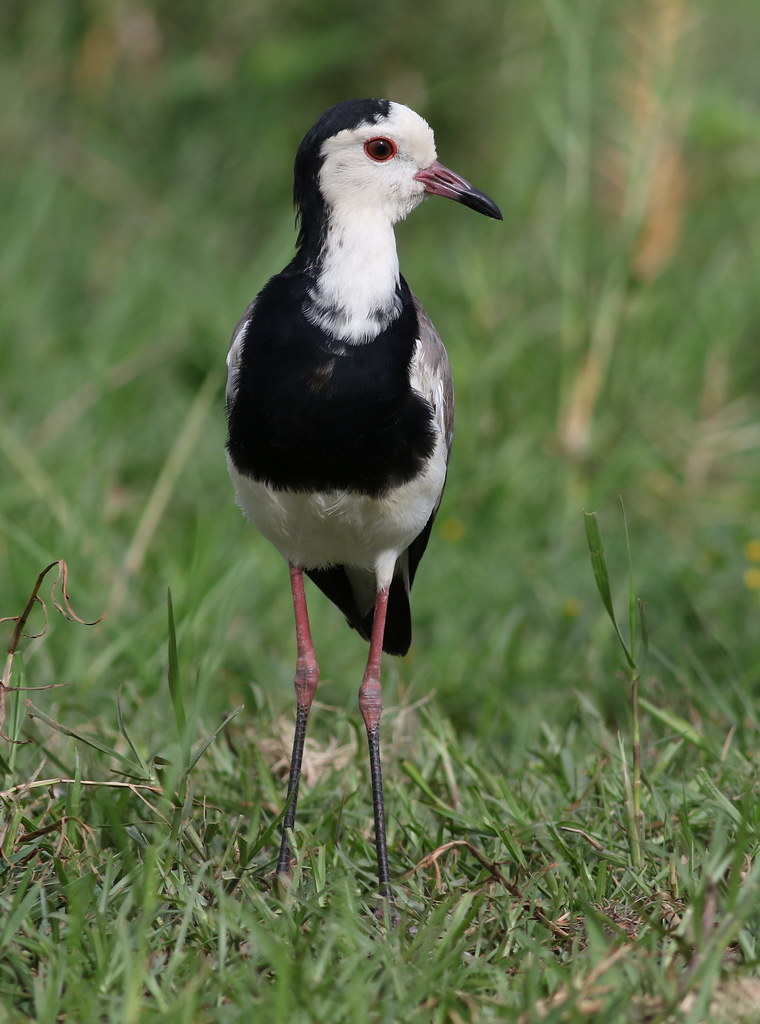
[620,497,637,658]
[583,510,635,669]
[637,696,713,753]
[695,768,744,826]
[166,587,187,744]
[185,706,243,774]
[116,687,151,779]
[638,598,649,662]
[25,703,148,776]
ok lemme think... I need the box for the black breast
[226,270,436,497]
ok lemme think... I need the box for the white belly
[227,434,447,589]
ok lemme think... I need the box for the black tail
[304,566,412,656]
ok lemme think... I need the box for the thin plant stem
[630,668,643,869]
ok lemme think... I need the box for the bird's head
[293,99,502,255]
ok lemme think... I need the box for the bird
[225,98,501,912]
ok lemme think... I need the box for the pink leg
[276,565,320,877]
[358,587,389,732]
[358,587,395,909]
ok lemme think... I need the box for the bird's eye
[364,137,398,162]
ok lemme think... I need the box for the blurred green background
[1,0,760,752]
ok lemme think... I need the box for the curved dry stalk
[1,560,103,738]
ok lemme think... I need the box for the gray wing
[411,296,454,459]
[225,305,255,416]
[403,296,454,590]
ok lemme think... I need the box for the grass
[2,0,760,1020]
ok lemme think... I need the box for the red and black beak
[414,160,502,221]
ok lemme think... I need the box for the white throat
[304,206,402,345]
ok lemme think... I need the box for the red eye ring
[364,137,398,162]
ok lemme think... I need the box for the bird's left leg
[277,564,320,878]
[357,586,394,913]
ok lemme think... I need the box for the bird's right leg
[276,564,320,877]
[358,586,394,915]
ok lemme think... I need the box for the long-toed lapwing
[225,98,501,912]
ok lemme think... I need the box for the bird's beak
[414,160,503,221]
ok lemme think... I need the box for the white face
[317,102,438,224]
